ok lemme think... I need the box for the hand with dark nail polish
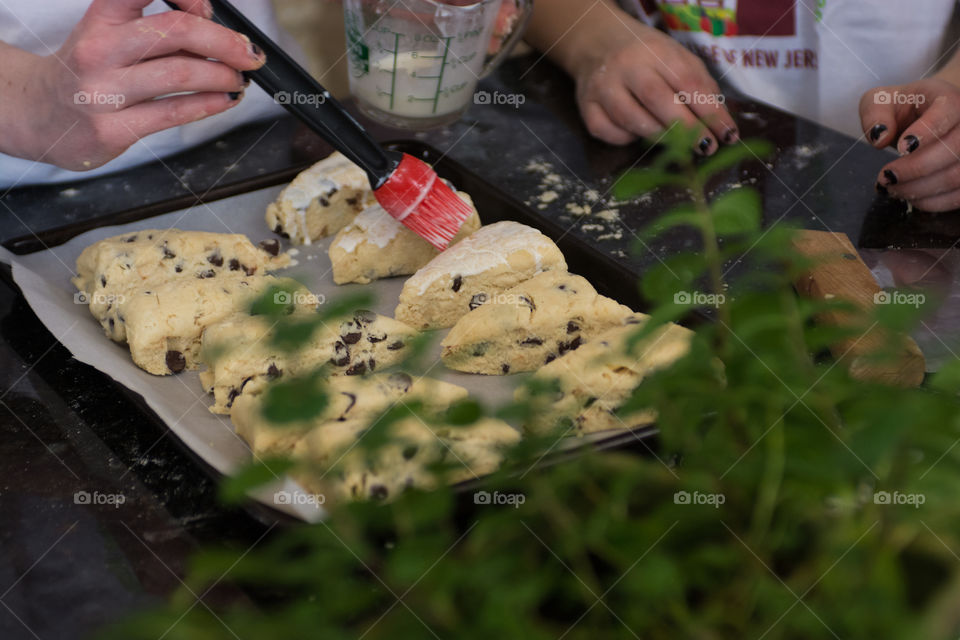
[860,78,960,211]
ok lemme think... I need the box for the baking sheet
[6,186,641,522]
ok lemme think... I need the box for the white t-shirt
[0,0,292,187]
[622,0,958,138]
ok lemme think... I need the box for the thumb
[87,0,211,25]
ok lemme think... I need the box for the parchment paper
[1,186,534,522]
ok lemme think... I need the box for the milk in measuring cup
[350,48,480,119]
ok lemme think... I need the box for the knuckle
[69,38,108,72]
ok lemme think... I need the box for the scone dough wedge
[518,320,694,436]
[291,417,519,502]
[123,275,310,375]
[329,194,481,284]
[266,151,377,244]
[230,373,469,457]
[395,221,567,330]
[441,270,635,375]
[199,310,419,413]
[72,229,290,342]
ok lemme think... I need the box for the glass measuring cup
[343,0,533,129]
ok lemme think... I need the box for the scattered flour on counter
[60,188,80,198]
[595,209,619,222]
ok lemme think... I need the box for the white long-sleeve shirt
[622,0,958,138]
[0,0,292,187]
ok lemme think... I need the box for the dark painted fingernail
[249,42,263,59]
[697,137,712,155]
[869,124,887,142]
[241,71,251,87]
[876,182,889,196]
[228,91,241,101]
[903,135,919,153]
[723,128,739,144]
[883,169,898,185]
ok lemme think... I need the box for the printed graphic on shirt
[643,0,798,37]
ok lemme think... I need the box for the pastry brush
[163,0,474,250]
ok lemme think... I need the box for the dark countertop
[2,54,960,639]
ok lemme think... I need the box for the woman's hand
[861,77,960,212]
[0,0,266,171]
[570,19,738,153]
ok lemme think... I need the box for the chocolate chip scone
[518,320,694,436]
[265,151,376,245]
[72,229,289,343]
[329,194,481,285]
[395,221,567,330]
[441,270,635,375]
[230,373,468,456]
[123,275,309,375]
[199,309,419,413]
[291,417,519,502]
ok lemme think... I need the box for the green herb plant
[102,125,960,640]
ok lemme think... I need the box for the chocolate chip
[345,196,359,206]
[451,275,463,292]
[346,361,367,375]
[124,235,137,243]
[544,354,557,364]
[267,363,282,379]
[259,239,280,256]
[558,284,566,290]
[567,321,580,334]
[472,343,488,357]
[469,293,488,310]
[227,388,240,407]
[501,363,510,374]
[175,265,183,273]
[342,331,362,344]
[368,358,376,371]
[100,275,107,287]
[198,270,215,279]
[624,317,642,325]
[402,445,418,460]
[558,336,582,355]
[207,250,223,267]
[584,397,597,408]
[519,337,543,346]
[330,341,351,367]
[243,265,256,276]
[354,310,377,326]
[166,350,186,373]
[387,341,406,351]
[387,372,413,391]
[162,246,176,259]
[229,258,240,271]
[367,333,386,343]
[108,318,115,330]
[519,295,536,311]
[369,485,389,500]
[319,197,330,207]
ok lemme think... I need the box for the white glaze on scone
[265,151,376,245]
[395,221,566,330]
[329,193,481,285]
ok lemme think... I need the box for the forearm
[0,42,53,161]
[524,0,643,78]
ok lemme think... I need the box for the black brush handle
[163,0,397,187]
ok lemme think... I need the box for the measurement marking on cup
[410,36,453,114]
[375,32,402,110]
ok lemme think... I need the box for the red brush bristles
[373,153,474,251]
